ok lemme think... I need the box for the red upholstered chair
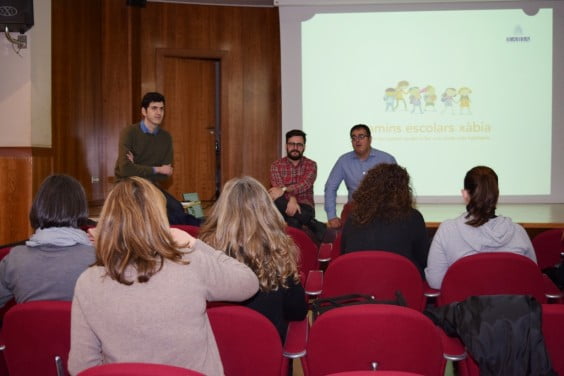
[532,229,564,270]
[78,363,205,376]
[541,304,564,375]
[326,372,424,376]
[437,252,560,306]
[3,300,72,376]
[329,230,343,260]
[286,227,324,295]
[207,305,290,376]
[301,304,446,376]
[319,251,426,311]
[340,202,353,224]
[0,247,11,260]
[170,224,200,237]
[0,247,13,376]
[435,253,561,376]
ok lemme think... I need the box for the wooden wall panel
[138,3,281,189]
[241,7,282,186]
[0,148,52,245]
[100,0,137,196]
[52,0,103,201]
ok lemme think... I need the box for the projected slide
[301,8,553,200]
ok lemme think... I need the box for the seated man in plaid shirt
[269,130,325,239]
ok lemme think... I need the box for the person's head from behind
[285,129,306,161]
[199,176,299,291]
[350,124,372,158]
[351,163,413,225]
[95,176,185,285]
[463,166,499,227]
[140,92,165,128]
[29,174,88,230]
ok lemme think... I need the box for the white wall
[0,0,51,147]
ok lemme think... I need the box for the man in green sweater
[114,92,200,225]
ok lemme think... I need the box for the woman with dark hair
[0,174,95,308]
[68,177,258,375]
[425,166,536,289]
[341,163,429,276]
[199,176,308,341]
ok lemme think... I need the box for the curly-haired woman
[341,163,429,276]
[199,176,308,341]
[425,166,536,289]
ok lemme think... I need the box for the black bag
[310,291,407,320]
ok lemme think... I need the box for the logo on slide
[506,25,530,43]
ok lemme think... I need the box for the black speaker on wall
[0,0,33,34]
[127,0,147,7]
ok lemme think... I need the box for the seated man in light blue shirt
[324,124,397,229]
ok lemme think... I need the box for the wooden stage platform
[317,203,564,238]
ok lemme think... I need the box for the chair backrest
[207,305,287,376]
[78,363,204,376]
[0,247,11,261]
[326,372,424,376]
[303,304,445,376]
[340,202,353,223]
[541,304,564,375]
[532,229,564,270]
[330,230,343,260]
[286,226,319,284]
[320,251,425,311]
[3,300,72,376]
[438,252,546,306]
[170,224,200,237]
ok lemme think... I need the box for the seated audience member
[425,166,537,289]
[341,164,429,276]
[0,174,94,308]
[199,176,308,340]
[68,177,259,376]
[268,129,326,241]
[324,124,397,229]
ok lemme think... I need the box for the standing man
[324,124,397,229]
[114,92,199,225]
[269,129,321,233]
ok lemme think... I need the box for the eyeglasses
[287,142,304,148]
[351,134,369,141]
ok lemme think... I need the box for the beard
[287,150,302,161]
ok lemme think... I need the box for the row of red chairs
[2,299,564,376]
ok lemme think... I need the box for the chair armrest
[283,318,308,359]
[424,281,440,298]
[317,243,333,263]
[435,327,466,362]
[305,270,323,296]
[542,274,563,301]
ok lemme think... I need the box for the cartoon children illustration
[394,80,409,111]
[441,88,457,114]
[458,87,472,115]
[409,86,423,114]
[384,88,396,111]
[423,85,437,112]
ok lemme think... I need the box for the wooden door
[158,53,220,203]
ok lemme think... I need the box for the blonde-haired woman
[68,177,258,376]
[199,176,308,340]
